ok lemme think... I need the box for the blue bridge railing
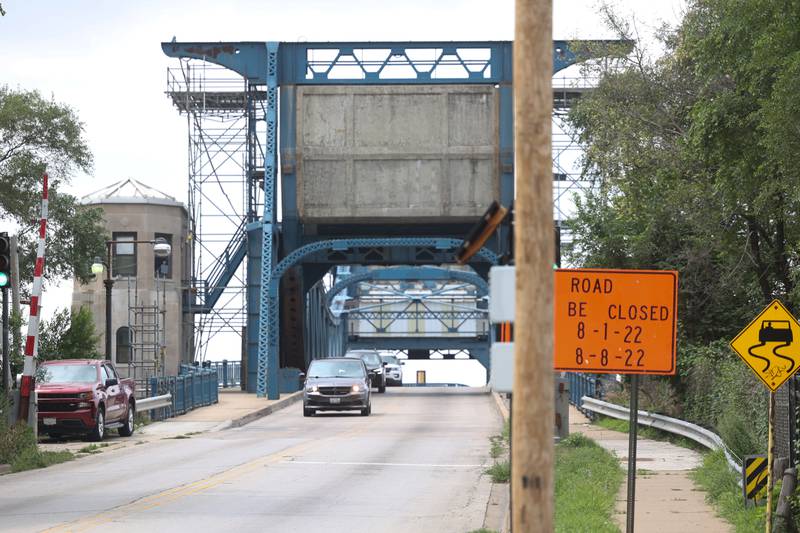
[566,373,603,419]
[148,367,219,420]
[181,361,242,389]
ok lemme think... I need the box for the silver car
[303,358,371,417]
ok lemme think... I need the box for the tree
[566,1,800,342]
[0,87,106,286]
[37,307,101,361]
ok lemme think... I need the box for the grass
[485,460,510,483]
[77,443,109,454]
[11,448,73,472]
[555,433,624,533]
[594,415,703,451]
[0,400,74,473]
[466,529,499,533]
[485,419,510,483]
[690,450,765,532]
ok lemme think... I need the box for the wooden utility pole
[513,0,554,530]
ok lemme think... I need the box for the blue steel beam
[161,40,631,83]
[259,237,498,398]
[326,266,488,306]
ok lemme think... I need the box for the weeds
[690,450,764,532]
[555,433,623,532]
[485,419,511,483]
[0,397,73,473]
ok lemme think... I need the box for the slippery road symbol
[748,320,794,373]
[730,300,800,392]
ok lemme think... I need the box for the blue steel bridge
[162,40,622,398]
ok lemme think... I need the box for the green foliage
[0,397,73,472]
[555,433,623,532]
[485,420,510,481]
[691,450,764,532]
[37,306,101,361]
[559,433,596,448]
[594,415,702,451]
[0,86,105,286]
[568,0,800,339]
[484,460,510,483]
[566,0,788,468]
[679,341,767,458]
[12,447,73,472]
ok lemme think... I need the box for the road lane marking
[281,460,483,468]
[41,423,372,533]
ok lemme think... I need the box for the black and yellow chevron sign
[744,455,768,502]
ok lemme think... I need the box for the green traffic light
[0,272,8,288]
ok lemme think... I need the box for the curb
[485,391,511,533]
[492,391,510,422]
[228,391,303,428]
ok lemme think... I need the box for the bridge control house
[72,179,194,390]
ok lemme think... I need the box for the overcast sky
[1,0,685,320]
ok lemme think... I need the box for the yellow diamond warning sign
[730,299,800,392]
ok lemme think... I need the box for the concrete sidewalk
[570,406,731,532]
[39,389,301,454]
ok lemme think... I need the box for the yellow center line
[41,422,370,533]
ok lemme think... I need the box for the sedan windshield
[351,352,382,367]
[38,365,97,384]
[308,360,365,378]
[381,355,399,365]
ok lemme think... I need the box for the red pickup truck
[36,359,136,441]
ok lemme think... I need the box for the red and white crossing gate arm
[18,172,48,423]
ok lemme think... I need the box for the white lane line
[280,460,482,468]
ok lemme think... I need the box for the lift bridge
[162,40,619,398]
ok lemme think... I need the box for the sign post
[729,299,800,531]
[555,268,679,533]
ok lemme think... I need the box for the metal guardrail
[581,396,743,476]
[137,393,172,411]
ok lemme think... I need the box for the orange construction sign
[554,269,678,374]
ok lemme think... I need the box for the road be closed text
[554,269,678,375]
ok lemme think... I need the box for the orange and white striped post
[18,172,48,424]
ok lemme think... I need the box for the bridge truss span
[162,39,624,398]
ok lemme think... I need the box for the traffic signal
[0,232,10,288]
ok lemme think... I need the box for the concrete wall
[296,85,499,223]
[72,199,193,377]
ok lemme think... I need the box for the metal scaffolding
[165,62,265,361]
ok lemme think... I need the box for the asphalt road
[0,387,501,533]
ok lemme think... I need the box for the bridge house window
[112,232,137,277]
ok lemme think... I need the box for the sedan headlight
[351,384,362,393]
[78,392,93,400]
[306,385,318,393]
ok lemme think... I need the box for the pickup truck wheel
[88,408,105,442]
[119,402,135,437]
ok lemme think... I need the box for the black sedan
[347,350,387,393]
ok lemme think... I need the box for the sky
[1,0,686,356]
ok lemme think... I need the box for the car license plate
[329,397,341,404]
[43,418,56,426]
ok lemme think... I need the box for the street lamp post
[92,238,171,363]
